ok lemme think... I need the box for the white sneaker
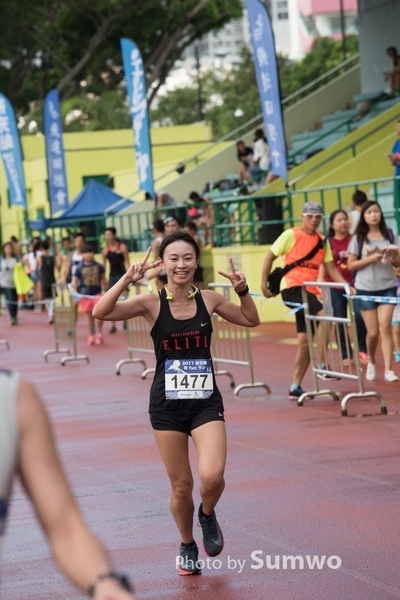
[384,370,399,382]
[366,363,376,381]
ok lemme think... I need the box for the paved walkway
[1,309,400,599]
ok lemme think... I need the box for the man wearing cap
[261,202,352,399]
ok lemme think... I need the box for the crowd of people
[262,193,400,397]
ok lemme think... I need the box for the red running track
[1,311,400,599]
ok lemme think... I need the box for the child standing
[73,244,106,345]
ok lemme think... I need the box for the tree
[0,0,243,114]
[150,36,359,138]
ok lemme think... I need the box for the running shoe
[177,541,201,576]
[288,385,306,399]
[395,352,400,363]
[87,335,95,346]
[316,365,341,381]
[95,332,104,345]
[358,352,369,365]
[342,358,351,367]
[109,325,117,334]
[11,317,18,325]
[384,370,399,382]
[366,363,376,381]
[198,504,224,557]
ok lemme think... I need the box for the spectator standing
[36,240,56,324]
[249,128,269,181]
[348,200,400,382]
[0,369,136,598]
[236,140,253,183]
[322,209,368,364]
[102,227,129,334]
[0,242,19,325]
[73,244,106,346]
[10,236,22,259]
[23,239,42,312]
[348,189,368,235]
[261,202,352,399]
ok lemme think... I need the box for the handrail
[126,52,360,199]
[289,109,399,188]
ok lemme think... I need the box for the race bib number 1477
[165,359,213,400]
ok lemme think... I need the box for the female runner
[93,231,260,575]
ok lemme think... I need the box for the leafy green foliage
[0,0,242,115]
[151,36,359,138]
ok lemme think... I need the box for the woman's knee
[366,329,379,341]
[199,469,225,493]
[171,479,193,500]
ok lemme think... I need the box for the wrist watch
[88,571,133,596]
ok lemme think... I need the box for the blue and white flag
[44,89,69,214]
[245,0,288,182]
[0,93,27,207]
[120,38,155,199]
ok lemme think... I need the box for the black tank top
[106,243,125,278]
[40,255,55,288]
[149,288,222,412]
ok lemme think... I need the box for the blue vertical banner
[120,38,155,199]
[44,89,69,214]
[0,93,27,207]
[245,0,288,182]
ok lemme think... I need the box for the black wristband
[88,571,133,596]
[236,284,249,297]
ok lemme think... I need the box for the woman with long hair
[93,231,260,575]
[348,200,400,382]
[323,209,367,364]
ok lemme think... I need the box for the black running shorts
[150,398,225,436]
[281,286,322,334]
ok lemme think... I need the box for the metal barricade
[299,282,386,416]
[115,282,155,378]
[208,282,271,396]
[44,284,89,366]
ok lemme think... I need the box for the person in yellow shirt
[261,202,352,399]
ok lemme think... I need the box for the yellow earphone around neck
[164,284,198,301]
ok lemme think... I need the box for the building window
[278,12,289,19]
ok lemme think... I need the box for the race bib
[165,359,213,400]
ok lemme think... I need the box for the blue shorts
[356,287,397,311]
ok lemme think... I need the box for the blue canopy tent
[28,179,134,249]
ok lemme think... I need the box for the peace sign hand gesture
[217,257,248,294]
[125,247,162,285]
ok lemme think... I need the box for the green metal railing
[31,176,400,250]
